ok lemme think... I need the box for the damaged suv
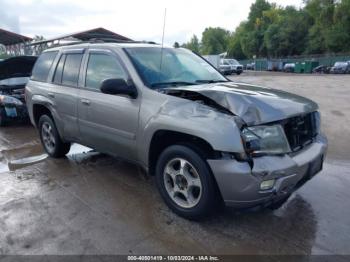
[26,43,327,219]
[0,56,37,126]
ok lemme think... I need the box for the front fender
[139,99,245,166]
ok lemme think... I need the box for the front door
[77,50,140,160]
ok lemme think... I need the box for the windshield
[334,62,347,67]
[124,47,227,88]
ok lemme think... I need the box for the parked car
[330,61,350,74]
[283,63,295,73]
[312,65,330,74]
[0,56,37,126]
[219,59,233,75]
[226,59,243,75]
[26,43,327,219]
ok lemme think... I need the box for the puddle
[0,162,9,173]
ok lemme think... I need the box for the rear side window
[61,54,83,87]
[31,51,58,82]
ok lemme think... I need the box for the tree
[173,42,180,48]
[180,0,350,58]
[201,27,230,55]
[182,35,200,53]
[227,25,246,59]
[264,6,310,57]
[324,0,350,52]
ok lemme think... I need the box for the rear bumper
[208,134,327,209]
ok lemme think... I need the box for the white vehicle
[226,59,243,75]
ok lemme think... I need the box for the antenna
[159,8,167,74]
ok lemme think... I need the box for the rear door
[49,49,84,141]
[77,49,140,160]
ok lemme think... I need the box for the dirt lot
[0,71,349,256]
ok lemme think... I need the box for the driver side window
[85,53,127,90]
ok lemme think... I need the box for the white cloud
[0,0,304,45]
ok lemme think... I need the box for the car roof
[43,42,171,53]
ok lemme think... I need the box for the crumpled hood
[165,82,318,125]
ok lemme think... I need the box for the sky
[0,0,304,45]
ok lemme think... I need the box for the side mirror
[100,78,137,98]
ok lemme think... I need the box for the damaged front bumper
[208,134,327,209]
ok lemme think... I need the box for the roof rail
[47,38,159,48]
[88,38,159,45]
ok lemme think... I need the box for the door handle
[48,92,55,98]
[81,99,91,106]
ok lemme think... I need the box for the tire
[38,115,71,158]
[155,145,218,220]
[0,107,7,127]
[236,72,242,75]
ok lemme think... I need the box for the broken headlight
[241,125,291,155]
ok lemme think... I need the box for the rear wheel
[39,115,70,158]
[155,145,218,220]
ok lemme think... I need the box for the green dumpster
[295,62,306,73]
[255,60,268,71]
[304,61,319,73]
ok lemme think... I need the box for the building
[0,28,32,56]
[0,27,131,56]
[26,27,132,55]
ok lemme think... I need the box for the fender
[138,99,246,167]
[30,94,65,137]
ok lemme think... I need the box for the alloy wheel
[163,158,202,208]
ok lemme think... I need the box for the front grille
[283,112,319,152]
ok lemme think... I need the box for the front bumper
[0,104,28,122]
[208,134,327,209]
[233,67,243,73]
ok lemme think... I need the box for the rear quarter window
[31,51,58,82]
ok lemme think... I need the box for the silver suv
[26,42,327,219]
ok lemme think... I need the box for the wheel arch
[148,130,221,177]
[32,103,53,127]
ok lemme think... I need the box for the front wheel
[39,115,71,158]
[155,145,218,220]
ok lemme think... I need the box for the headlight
[0,95,23,106]
[241,125,291,155]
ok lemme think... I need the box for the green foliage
[180,0,350,59]
[181,35,200,53]
[201,27,230,55]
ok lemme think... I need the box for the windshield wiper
[195,80,228,84]
[151,81,197,88]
